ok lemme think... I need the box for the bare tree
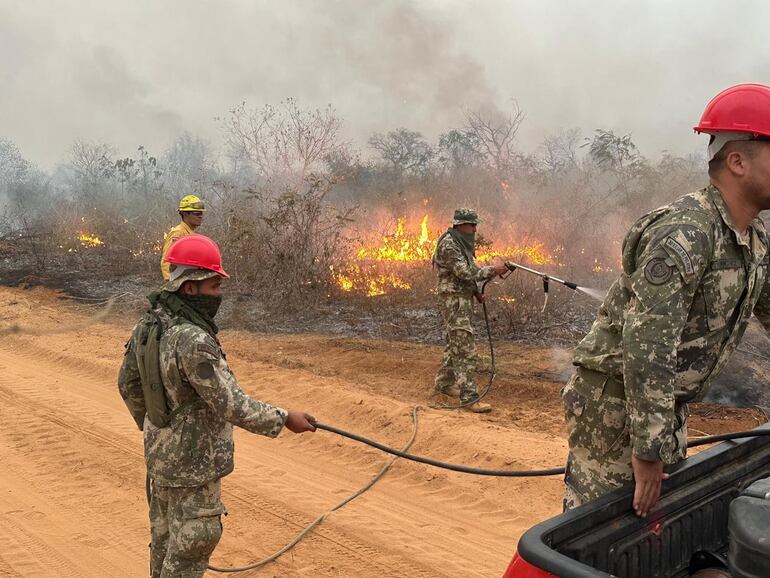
[368,128,435,176]
[463,101,525,175]
[162,132,216,196]
[222,98,345,189]
[538,128,580,175]
[437,129,483,173]
[67,140,117,204]
[0,138,31,196]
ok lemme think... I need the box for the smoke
[2,0,770,167]
[708,320,770,408]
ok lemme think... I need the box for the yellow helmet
[178,195,206,212]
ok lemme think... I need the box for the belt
[575,366,625,401]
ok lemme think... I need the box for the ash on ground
[3,252,768,408]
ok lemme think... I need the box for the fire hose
[205,406,770,574]
[206,409,421,573]
[203,263,770,572]
[314,421,770,475]
[39,291,764,572]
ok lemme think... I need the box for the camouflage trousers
[434,293,479,401]
[149,478,226,578]
[562,367,688,510]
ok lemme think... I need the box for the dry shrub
[207,175,356,309]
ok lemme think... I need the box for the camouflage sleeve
[622,223,711,462]
[117,330,147,430]
[753,275,770,332]
[178,331,288,437]
[435,236,495,284]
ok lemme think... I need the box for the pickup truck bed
[509,424,770,577]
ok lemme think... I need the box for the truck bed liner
[516,425,770,577]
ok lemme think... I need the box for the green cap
[452,207,479,225]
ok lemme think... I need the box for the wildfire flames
[78,233,104,247]
[355,216,434,262]
[336,213,554,296]
[334,266,412,297]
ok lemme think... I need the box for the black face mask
[454,230,476,253]
[178,293,222,319]
[446,227,476,263]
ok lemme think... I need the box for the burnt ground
[3,250,769,408]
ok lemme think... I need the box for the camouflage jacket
[118,308,288,487]
[433,233,496,295]
[573,185,770,462]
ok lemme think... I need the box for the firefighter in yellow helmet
[160,195,206,280]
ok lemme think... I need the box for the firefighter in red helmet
[119,234,317,577]
[563,84,770,518]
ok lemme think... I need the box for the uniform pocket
[598,396,629,456]
[179,412,214,460]
[182,503,225,518]
[562,380,586,418]
[681,288,709,338]
[562,377,587,450]
[703,281,727,332]
[178,502,226,559]
[702,265,745,332]
[444,295,474,333]
[564,372,629,458]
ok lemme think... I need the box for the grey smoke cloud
[0,0,768,167]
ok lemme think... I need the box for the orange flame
[356,215,435,262]
[78,233,104,247]
[335,213,554,295]
[477,243,551,266]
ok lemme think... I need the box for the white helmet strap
[708,131,755,161]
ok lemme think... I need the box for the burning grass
[77,233,104,247]
[334,211,559,297]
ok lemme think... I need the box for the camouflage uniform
[433,209,496,401]
[563,185,770,509]
[118,282,287,577]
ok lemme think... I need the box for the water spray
[503,261,605,310]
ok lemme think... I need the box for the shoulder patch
[196,342,221,359]
[664,236,694,275]
[644,258,674,285]
[196,361,215,379]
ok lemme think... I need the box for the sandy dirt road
[0,286,761,577]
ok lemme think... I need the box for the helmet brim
[161,268,223,292]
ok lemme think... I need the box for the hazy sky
[1,0,769,168]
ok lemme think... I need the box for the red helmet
[694,83,770,137]
[164,234,229,278]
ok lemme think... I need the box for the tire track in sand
[0,341,443,577]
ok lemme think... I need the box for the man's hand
[492,264,508,276]
[631,455,669,517]
[284,411,317,433]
